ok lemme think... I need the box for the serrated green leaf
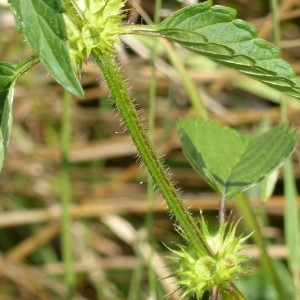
[246,119,279,202]
[0,62,17,171]
[156,0,300,99]
[10,0,83,98]
[226,124,297,198]
[178,118,298,200]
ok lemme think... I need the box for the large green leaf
[9,0,83,98]
[178,118,298,200]
[156,0,300,99]
[0,62,17,170]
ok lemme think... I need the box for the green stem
[235,193,286,300]
[270,0,281,46]
[283,159,300,297]
[93,49,211,254]
[146,0,162,296]
[218,193,226,226]
[271,0,300,296]
[121,24,159,36]
[163,41,208,119]
[60,89,75,299]
[92,50,245,300]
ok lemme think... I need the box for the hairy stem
[93,50,210,254]
[92,50,245,299]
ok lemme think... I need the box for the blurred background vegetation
[0,0,300,299]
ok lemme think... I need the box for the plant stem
[270,0,281,46]
[146,0,162,296]
[60,89,75,299]
[283,159,300,297]
[162,40,208,119]
[93,50,245,299]
[272,0,300,296]
[218,193,226,226]
[210,286,219,300]
[236,193,286,300]
[93,50,211,254]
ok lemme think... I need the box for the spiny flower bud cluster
[64,0,127,71]
[169,218,250,299]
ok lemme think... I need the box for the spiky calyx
[64,0,128,71]
[169,218,250,299]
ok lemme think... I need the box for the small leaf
[0,62,17,170]
[226,124,297,198]
[156,0,300,99]
[10,0,83,98]
[178,119,251,197]
[178,118,298,200]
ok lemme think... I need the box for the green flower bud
[169,218,250,299]
[64,0,128,72]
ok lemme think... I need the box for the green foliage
[0,62,16,170]
[178,118,298,200]
[156,0,300,99]
[9,0,83,98]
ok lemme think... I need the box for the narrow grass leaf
[0,62,17,170]
[10,0,83,98]
[178,118,298,200]
[156,0,300,99]
[284,158,300,277]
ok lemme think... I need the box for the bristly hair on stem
[92,49,246,299]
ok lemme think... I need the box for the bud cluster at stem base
[169,218,250,299]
